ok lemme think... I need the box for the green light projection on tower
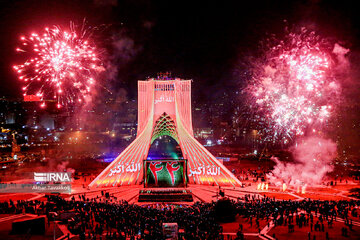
[151,113,179,144]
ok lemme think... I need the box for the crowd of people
[234,194,360,239]
[0,194,359,240]
[0,195,223,239]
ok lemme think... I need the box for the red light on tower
[90,77,242,188]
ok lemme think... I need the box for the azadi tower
[90,76,241,188]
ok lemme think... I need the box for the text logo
[34,172,71,182]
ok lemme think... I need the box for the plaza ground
[0,157,359,239]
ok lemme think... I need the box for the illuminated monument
[90,75,241,188]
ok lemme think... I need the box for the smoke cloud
[72,29,140,131]
[333,43,350,70]
[47,158,76,175]
[267,136,337,187]
[106,31,140,82]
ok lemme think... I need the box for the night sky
[0,0,359,102]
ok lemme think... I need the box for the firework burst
[13,22,102,108]
[247,27,340,142]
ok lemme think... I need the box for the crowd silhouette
[0,194,359,240]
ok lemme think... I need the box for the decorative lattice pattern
[151,113,179,144]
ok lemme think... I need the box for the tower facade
[90,78,241,187]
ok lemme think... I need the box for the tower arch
[151,112,179,144]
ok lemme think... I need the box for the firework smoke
[74,29,139,132]
[246,26,350,188]
[267,136,337,187]
[105,30,140,83]
[333,43,350,70]
[13,22,103,108]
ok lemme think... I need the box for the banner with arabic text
[145,160,186,187]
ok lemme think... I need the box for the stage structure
[90,76,241,187]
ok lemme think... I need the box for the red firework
[13,23,102,108]
[248,27,341,142]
